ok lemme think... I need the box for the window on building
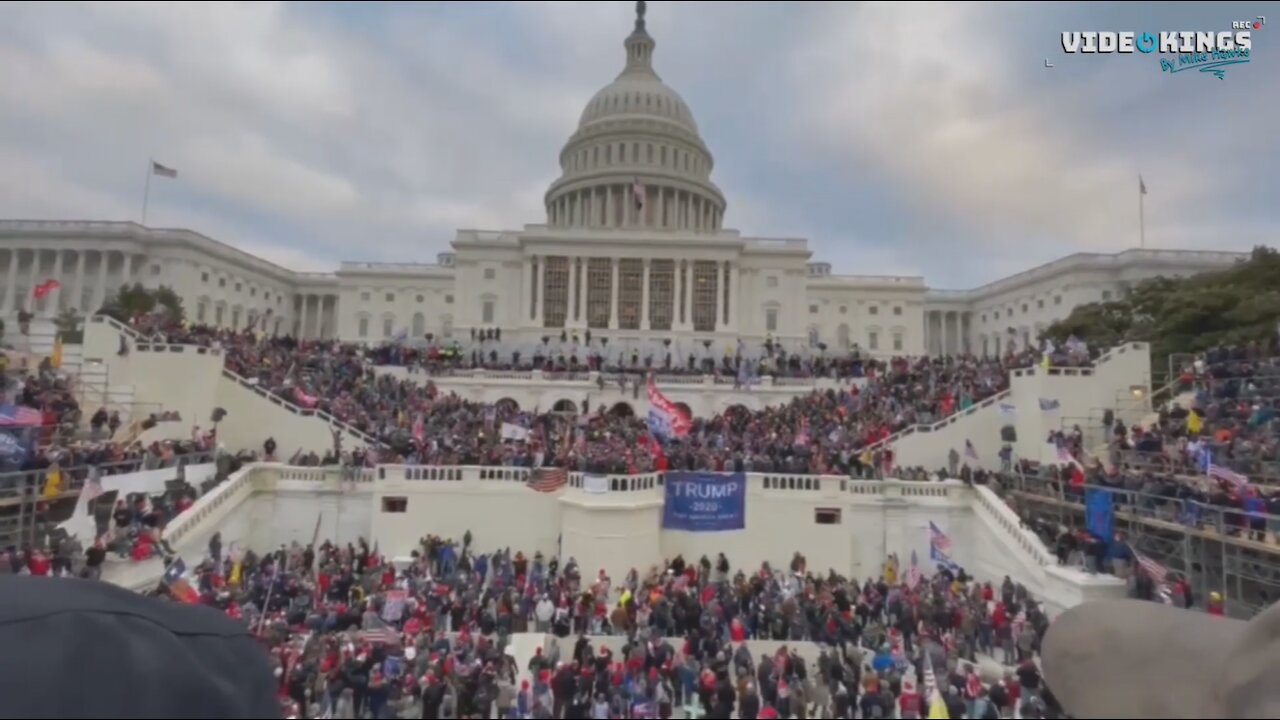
[994,310,1000,319]
[766,276,778,289]
[1102,290,1113,301]
[839,305,847,314]
[416,294,424,303]
[891,306,900,316]
[386,292,395,302]
[1038,299,1045,309]
[691,261,719,332]
[893,333,903,351]
[981,314,987,323]
[442,316,453,338]
[361,291,370,301]
[381,497,408,513]
[197,302,207,323]
[358,316,369,338]
[1022,303,1028,313]
[383,317,393,337]
[660,146,667,165]
[412,312,425,336]
[445,295,454,304]
[815,508,842,525]
[1054,295,1062,305]
[869,306,879,316]
[150,264,160,276]
[809,305,818,314]
[250,287,256,297]
[765,308,778,333]
[201,272,209,283]
[647,259,674,331]
[215,305,224,326]
[647,144,653,163]
[482,300,495,324]
[868,331,879,350]
[235,283,241,292]
[231,309,241,330]
[618,259,643,330]
[219,278,226,288]
[606,145,612,164]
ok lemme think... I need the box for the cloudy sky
[0,1,1273,288]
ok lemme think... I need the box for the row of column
[529,255,737,332]
[548,184,720,232]
[1,248,138,317]
[296,294,337,339]
[925,310,971,356]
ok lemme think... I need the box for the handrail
[87,314,144,341]
[220,367,382,446]
[864,389,1013,452]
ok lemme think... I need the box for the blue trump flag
[662,472,746,532]
[1085,488,1114,540]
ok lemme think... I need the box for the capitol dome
[545,1,726,233]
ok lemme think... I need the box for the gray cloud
[0,1,1271,286]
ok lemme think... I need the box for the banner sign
[662,472,746,532]
[583,474,609,494]
[1085,488,1114,540]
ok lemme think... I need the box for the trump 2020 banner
[662,472,746,532]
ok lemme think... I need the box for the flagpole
[141,158,153,227]
[1139,179,1146,249]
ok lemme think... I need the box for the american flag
[151,160,178,178]
[905,549,922,590]
[0,405,43,427]
[1133,549,1168,583]
[357,625,402,647]
[1208,463,1249,490]
[527,467,568,493]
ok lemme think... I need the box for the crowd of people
[83,529,1058,719]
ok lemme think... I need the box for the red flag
[32,279,60,299]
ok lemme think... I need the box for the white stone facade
[0,11,1247,357]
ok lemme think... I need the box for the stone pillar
[608,257,620,330]
[681,261,693,329]
[48,250,64,314]
[725,262,737,329]
[74,250,87,313]
[641,258,651,330]
[95,251,109,313]
[566,257,578,327]
[658,187,666,228]
[299,295,309,337]
[2,249,18,313]
[25,249,39,311]
[604,187,613,228]
[713,261,724,331]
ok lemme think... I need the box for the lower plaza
[1,4,1277,720]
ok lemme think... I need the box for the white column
[73,251,86,313]
[566,258,578,328]
[534,257,545,326]
[681,261,692,329]
[725,262,737,329]
[608,257,620,329]
[95,251,109,312]
[49,250,64,314]
[604,187,613,228]
[943,312,954,355]
[657,187,665,229]
[299,295,309,337]
[641,258,651,330]
[25,249,39,311]
[713,261,724,331]
[2,250,16,313]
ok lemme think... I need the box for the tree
[54,308,84,344]
[97,283,185,324]
[1043,246,1280,366]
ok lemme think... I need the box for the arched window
[412,312,425,337]
[837,324,850,349]
[807,326,821,347]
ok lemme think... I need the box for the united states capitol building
[0,7,1244,358]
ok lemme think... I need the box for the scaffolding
[1002,473,1280,619]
